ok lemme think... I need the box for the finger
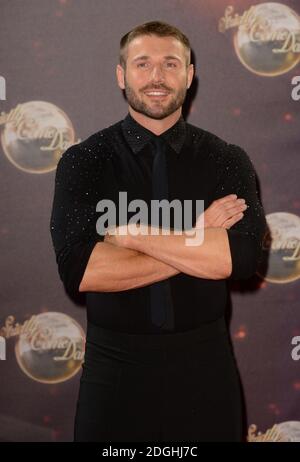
[214,197,245,210]
[201,212,224,228]
[223,213,244,229]
[210,196,242,217]
[204,197,246,226]
[213,194,239,206]
[223,202,248,216]
[207,207,235,226]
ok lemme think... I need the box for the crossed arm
[78,239,181,292]
[79,225,232,292]
[51,144,266,297]
[78,190,248,293]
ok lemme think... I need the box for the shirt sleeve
[214,143,267,280]
[50,143,106,298]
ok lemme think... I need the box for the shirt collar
[121,111,186,155]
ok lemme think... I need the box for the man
[50,21,267,442]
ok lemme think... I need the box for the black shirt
[50,112,267,333]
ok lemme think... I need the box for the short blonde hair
[119,20,191,69]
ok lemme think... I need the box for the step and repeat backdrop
[0,0,299,442]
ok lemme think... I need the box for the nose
[149,63,165,82]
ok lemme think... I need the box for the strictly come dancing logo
[247,421,300,441]
[219,3,300,77]
[257,212,300,283]
[0,101,80,173]
[0,312,85,384]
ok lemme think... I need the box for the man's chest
[96,144,220,228]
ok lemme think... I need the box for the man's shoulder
[69,119,122,155]
[186,121,230,151]
[57,120,122,170]
[186,121,252,166]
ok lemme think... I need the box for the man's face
[117,34,194,120]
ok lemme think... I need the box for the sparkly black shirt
[50,112,267,333]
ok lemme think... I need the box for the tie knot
[151,136,165,155]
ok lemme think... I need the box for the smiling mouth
[144,91,169,99]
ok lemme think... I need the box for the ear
[116,64,125,90]
[187,63,194,89]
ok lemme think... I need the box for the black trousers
[74,317,243,442]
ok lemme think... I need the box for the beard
[123,76,187,120]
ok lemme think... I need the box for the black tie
[149,137,175,330]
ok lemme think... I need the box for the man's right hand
[195,194,248,229]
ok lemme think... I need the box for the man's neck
[128,107,182,136]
